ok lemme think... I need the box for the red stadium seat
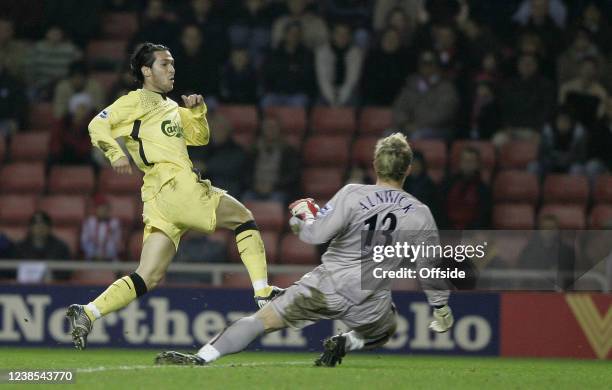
[279,234,319,265]
[28,103,58,130]
[359,107,392,135]
[542,174,589,206]
[0,195,37,226]
[303,135,350,168]
[493,171,539,205]
[264,106,307,135]
[232,132,256,150]
[216,105,258,134]
[594,175,612,204]
[10,132,50,161]
[450,140,495,181]
[228,231,280,264]
[86,40,128,68]
[0,225,27,242]
[101,12,139,39]
[98,168,143,195]
[49,165,95,195]
[499,141,538,170]
[38,196,86,227]
[0,163,45,194]
[208,230,231,246]
[351,136,377,166]
[492,204,535,229]
[310,106,356,136]
[53,227,79,258]
[538,204,586,229]
[91,71,119,95]
[589,205,612,228]
[222,272,252,288]
[72,269,118,284]
[270,273,303,288]
[301,168,344,199]
[105,195,137,228]
[411,139,447,170]
[0,137,5,161]
[128,231,143,261]
[243,201,284,231]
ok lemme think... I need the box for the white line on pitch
[77,361,311,373]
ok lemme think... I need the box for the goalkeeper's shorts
[142,168,225,249]
[270,266,397,340]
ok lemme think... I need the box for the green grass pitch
[1,348,610,389]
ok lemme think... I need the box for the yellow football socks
[235,222,271,297]
[84,274,147,322]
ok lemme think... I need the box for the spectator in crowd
[392,50,459,139]
[344,165,373,185]
[441,147,491,229]
[556,28,603,84]
[14,212,72,280]
[496,54,555,147]
[373,1,426,41]
[131,0,179,50]
[0,18,28,81]
[109,65,136,101]
[180,0,228,58]
[589,97,612,173]
[0,60,27,139]
[261,22,314,108]
[172,25,220,105]
[52,61,105,119]
[558,57,608,129]
[315,22,364,106]
[189,113,247,198]
[81,195,122,262]
[536,107,587,175]
[402,150,442,223]
[472,51,503,88]
[228,0,276,66]
[572,2,611,55]
[49,93,97,167]
[383,6,419,46]
[322,0,371,47]
[243,116,300,204]
[27,25,81,97]
[459,17,501,71]
[271,0,329,50]
[515,32,555,78]
[219,47,258,104]
[430,23,467,81]
[464,79,501,140]
[361,27,411,106]
[512,0,565,56]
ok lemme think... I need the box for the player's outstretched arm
[179,94,210,146]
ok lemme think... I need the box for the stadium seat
[0,195,37,226]
[28,103,57,130]
[216,105,258,134]
[411,139,447,170]
[499,140,538,170]
[0,225,27,242]
[38,196,86,227]
[232,132,256,149]
[128,231,143,261]
[86,40,128,69]
[279,234,319,265]
[0,163,45,194]
[101,12,139,39]
[53,227,79,258]
[538,204,586,229]
[105,195,137,228]
[493,171,539,205]
[243,201,284,231]
[492,204,535,229]
[450,140,495,181]
[48,166,95,195]
[71,269,118,284]
[222,272,252,288]
[270,273,303,288]
[593,175,612,204]
[589,204,612,228]
[208,230,231,246]
[91,71,120,95]
[10,132,50,161]
[301,168,344,199]
[303,135,350,168]
[542,174,589,206]
[98,168,143,195]
[264,106,307,135]
[351,136,377,166]
[359,107,392,135]
[228,231,280,264]
[310,106,356,136]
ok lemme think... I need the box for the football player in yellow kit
[66,42,281,350]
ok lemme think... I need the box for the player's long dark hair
[130,42,170,85]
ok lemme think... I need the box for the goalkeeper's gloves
[289,198,320,222]
[254,285,284,309]
[429,305,454,333]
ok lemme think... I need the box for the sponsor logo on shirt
[319,204,333,217]
[161,120,184,138]
[98,109,109,119]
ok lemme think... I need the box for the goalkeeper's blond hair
[373,133,413,182]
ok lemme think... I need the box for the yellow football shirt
[88,88,210,201]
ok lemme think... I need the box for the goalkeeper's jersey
[293,184,442,304]
[88,88,210,201]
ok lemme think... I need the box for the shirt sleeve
[296,185,352,245]
[88,94,137,164]
[179,103,210,146]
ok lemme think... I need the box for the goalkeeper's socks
[234,221,271,297]
[86,273,148,321]
[197,316,265,362]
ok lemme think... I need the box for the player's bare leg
[156,303,284,365]
[215,193,282,306]
[66,229,175,350]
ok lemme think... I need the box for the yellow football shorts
[142,168,226,249]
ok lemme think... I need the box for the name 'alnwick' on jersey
[358,190,413,213]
